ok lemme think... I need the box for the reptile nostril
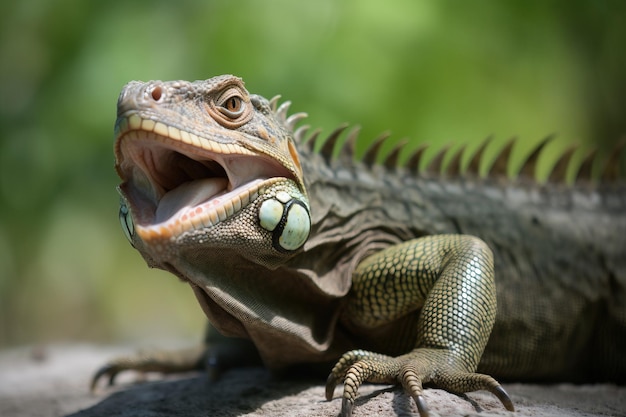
[151,86,163,101]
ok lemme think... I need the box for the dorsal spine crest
[272,98,623,186]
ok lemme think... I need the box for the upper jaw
[115,113,295,240]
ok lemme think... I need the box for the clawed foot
[90,337,262,392]
[90,345,206,392]
[325,348,514,417]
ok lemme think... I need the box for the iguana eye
[223,96,242,114]
[217,89,246,118]
[209,86,253,128]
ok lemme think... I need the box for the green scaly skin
[328,235,513,414]
[93,75,626,416]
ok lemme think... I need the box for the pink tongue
[156,178,228,223]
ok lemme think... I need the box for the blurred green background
[1,0,625,349]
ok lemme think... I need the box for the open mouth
[115,117,294,237]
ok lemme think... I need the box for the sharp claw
[108,371,118,387]
[90,364,118,392]
[414,394,430,417]
[492,384,515,412]
[89,377,99,393]
[325,373,338,401]
[340,398,354,417]
[327,349,514,416]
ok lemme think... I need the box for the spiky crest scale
[548,146,578,183]
[286,112,307,131]
[383,140,408,169]
[305,128,323,152]
[426,145,451,175]
[518,137,552,181]
[575,149,597,184]
[275,100,292,122]
[320,124,349,161]
[338,126,360,165]
[294,125,310,144]
[270,98,623,185]
[488,139,515,178]
[362,133,392,166]
[268,95,281,112]
[406,145,428,173]
[601,140,625,181]
[445,145,466,177]
[466,137,492,176]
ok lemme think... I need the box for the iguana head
[114,75,311,270]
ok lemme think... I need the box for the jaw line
[115,115,297,241]
[133,177,289,242]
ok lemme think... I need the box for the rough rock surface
[1,345,624,417]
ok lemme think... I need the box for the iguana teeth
[154,122,169,137]
[222,199,235,220]
[142,119,155,132]
[168,126,181,140]
[189,211,207,230]
[180,129,191,144]
[207,210,219,227]
[118,115,264,160]
[232,195,242,212]
[189,132,201,148]
[128,114,141,129]
[216,205,228,222]
[249,189,259,202]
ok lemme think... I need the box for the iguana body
[101,75,626,416]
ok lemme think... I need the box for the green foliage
[1,0,625,347]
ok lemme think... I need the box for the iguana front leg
[326,234,514,416]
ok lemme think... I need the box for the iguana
[94,74,626,416]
